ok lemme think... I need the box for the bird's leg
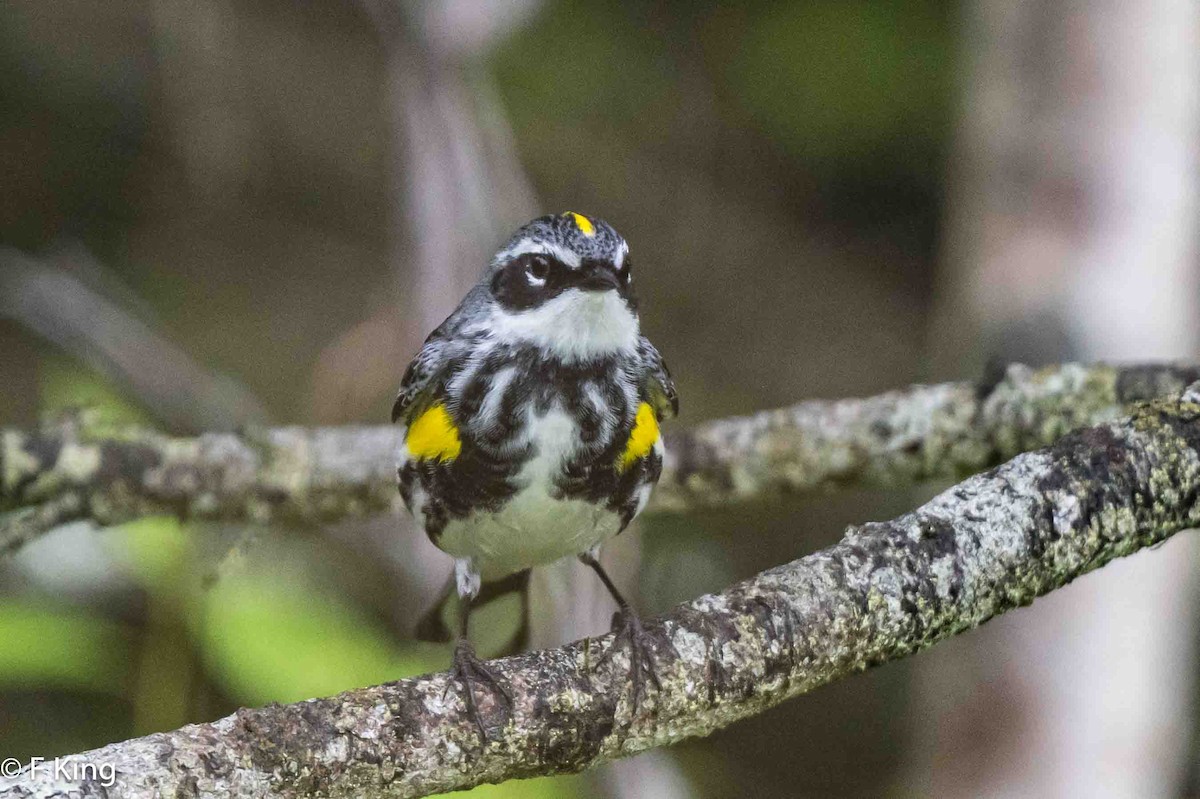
[579,549,665,713]
[446,559,512,742]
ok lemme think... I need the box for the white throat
[488,289,639,360]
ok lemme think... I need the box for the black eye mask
[491,252,637,312]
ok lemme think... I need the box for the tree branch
[3,362,1198,555]
[4,379,1200,798]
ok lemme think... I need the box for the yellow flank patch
[568,211,595,236]
[618,402,659,471]
[406,404,462,462]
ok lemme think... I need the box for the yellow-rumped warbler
[393,212,677,733]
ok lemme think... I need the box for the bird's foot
[446,639,511,742]
[598,606,667,714]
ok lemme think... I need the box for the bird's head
[482,212,639,360]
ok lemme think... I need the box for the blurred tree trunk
[148,0,252,201]
[916,1,1200,796]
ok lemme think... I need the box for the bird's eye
[525,256,551,286]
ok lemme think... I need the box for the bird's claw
[447,639,511,742]
[598,606,666,713]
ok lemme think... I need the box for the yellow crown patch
[567,212,595,237]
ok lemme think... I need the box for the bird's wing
[391,331,452,424]
[637,335,679,420]
[392,287,488,424]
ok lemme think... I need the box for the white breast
[435,403,622,578]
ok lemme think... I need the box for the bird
[392,211,678,736]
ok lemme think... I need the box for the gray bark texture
[3,362,1200,797]
[4,362,1198,554]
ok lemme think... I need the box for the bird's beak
[578,261,622,292]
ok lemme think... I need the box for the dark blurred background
[1,1,1196,797]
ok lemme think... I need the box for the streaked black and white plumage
[392,212,677,734]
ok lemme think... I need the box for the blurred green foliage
[731,1,951,168]
[197,572,429,706]
[0,603,128,695]
[492,0,677,148]
[39,357,155,430]
[494,0,953,231]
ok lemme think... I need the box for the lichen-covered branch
[0,423,403,555]
[654,360,1200,509]
[5,390,1200,799]
[3,362,1198,555]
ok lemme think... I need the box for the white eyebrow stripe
[496,238,581,269]
[615,240,629,270]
